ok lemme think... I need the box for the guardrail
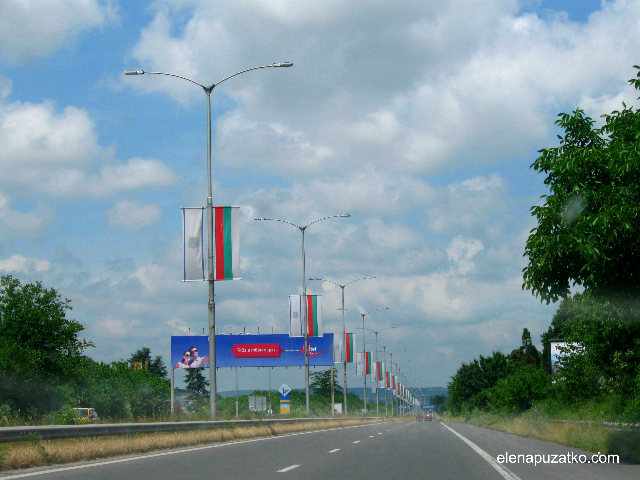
[0,417,378,443]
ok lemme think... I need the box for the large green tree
[185,368,209,396]
[0,275,94,414]
[447,351,511,413]
[128,347,168,378]
[310,368,342,398]
[523,66,640,305]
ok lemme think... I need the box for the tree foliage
[0,275,169,420]
[447,351,512,414]
[523,66,640,304]
[185,368,209,396]
[0,275,94,414]
[128,347,168,378]
[310,369,342,398]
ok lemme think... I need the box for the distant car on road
[425,412,432,421]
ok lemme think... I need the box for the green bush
[47,406,79,425]
[490,366,549,413]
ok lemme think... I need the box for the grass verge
[0,418,401,472]
[440,412,640,463]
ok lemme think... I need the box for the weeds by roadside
[440,411,640,463]
[0,418,402,472]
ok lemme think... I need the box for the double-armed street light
[379,341,401,415]
[254,215,351,416]
[309,276,375,414]
[364,325,396,413]
[341,307,389,413]
[125,62,293,419]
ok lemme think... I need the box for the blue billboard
[171,334,334,368]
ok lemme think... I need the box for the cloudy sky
[1,0,639,394]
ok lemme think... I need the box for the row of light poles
[253,215,351,416]
[125,62,416,418]
[125,62,293,419]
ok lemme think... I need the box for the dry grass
[0,418,395,471]
[441,413,640,463]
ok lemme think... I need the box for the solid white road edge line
[440,423,522,480]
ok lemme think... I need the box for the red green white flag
[289,295,323,337]
[214,206,240,281]
[365,352,371,375]
[345,333,355,363]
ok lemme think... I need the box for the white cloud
[0,0,117,62]
[0,93,177,198]
[0,193,53,237]
[447,236,484,275]
[0,254,50,274]
[107,200,162,232]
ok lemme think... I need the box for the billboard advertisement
[171,333,334,368]
[549,340,582,374]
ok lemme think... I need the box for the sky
[1,0,639,395]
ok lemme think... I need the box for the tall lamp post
[364,325,396,413]
[309,276,375,415]
[342,307,388,413]
[380,341,401,416]
[125,61,293,420]
[254,215,351,416]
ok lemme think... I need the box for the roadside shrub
[490,365,549,413]
[47,406,78,425]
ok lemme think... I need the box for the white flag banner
[289,295,302,337]
[288,295,323,337]
[182,207,205,281]
[371,361,377,382]
[379,362,386,388]
[356,352,363,375]
[334,335,342,363]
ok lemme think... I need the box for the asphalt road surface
[2,420,637,479]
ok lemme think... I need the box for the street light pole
[309,277,375,415]
[125,62,292,420]
[380,341,400,416]
[342,307,388,414]
[255,215,350,416]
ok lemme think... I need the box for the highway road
[1,420,637,479]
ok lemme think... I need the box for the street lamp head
[340,214,351,218]
[124,70,144,75]
[275,62,293,67]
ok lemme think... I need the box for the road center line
[278,465,300,473]
[353,440,361,444]
[328,448,340,453]
[441,423,521,480]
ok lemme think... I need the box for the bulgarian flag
[289,295,323,337]
[214,206,240,281]
[345,333,356,363]
[365,352,371,375]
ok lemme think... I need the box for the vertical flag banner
[289,295,323,337]
[333,335,342,363]
[214,206,240,281]
[365,352,371,375]
[182,207,205,281]
[371,360,377,381]
[345,333,355,363]
[378,362,385,388]
[356,352,363,375]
